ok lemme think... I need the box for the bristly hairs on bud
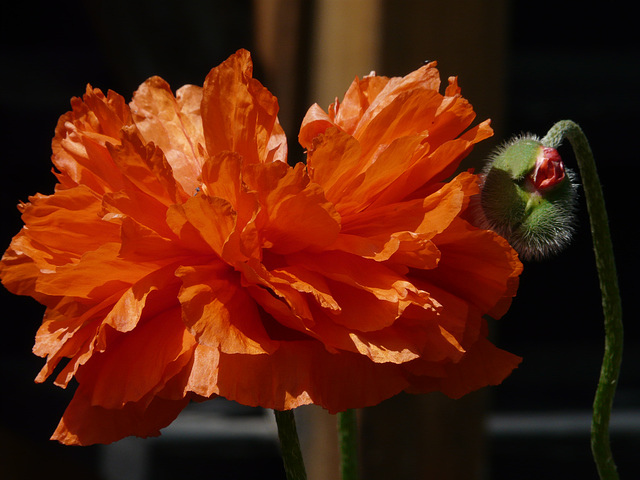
[473,133,580,261]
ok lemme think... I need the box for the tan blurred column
[252,0,313,164]
[294,406,341,480]
[308,0,383,108]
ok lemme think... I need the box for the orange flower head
[0,51,522,446]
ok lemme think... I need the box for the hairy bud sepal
[477,135,579,261]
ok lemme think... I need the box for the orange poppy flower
[0,50,522,446]
[298,64,523,395]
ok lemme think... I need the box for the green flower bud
[475,134,579,261]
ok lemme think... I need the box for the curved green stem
[542,121,623,480]
[274,409,307,480]
[338,409,359,480]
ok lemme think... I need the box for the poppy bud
[531,147,565,190]
[475,135,579,261]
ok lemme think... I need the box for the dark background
[1,1,637,479]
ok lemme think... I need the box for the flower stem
[338,409,359,480]
[274,409,307,480]
[542,121,623,480]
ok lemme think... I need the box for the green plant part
[477,135,579,261]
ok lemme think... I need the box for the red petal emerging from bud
[531,147,565,190]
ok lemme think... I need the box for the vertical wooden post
[252,0,313,164]
[294,406,341,480]
[307,0,383,109]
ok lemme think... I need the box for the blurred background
[0,1,637,479]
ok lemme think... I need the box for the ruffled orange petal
[199,152,262,262]
[169,195,237,258]
[368,120,493,207]
[51,389,192,446]
[74,305,194,409]
[312,132,428,215]
[339,171,474,240]
[108,127,188,207]
[330,74,389,134]
[322,63,441,140]
[243,161,341,254]
[405,334,522,399]
[237,259,318,333]
[268,265,340,313]
[33,262,184,387]
[215,340,409,413]
[413,217,522,318]
[201,49,287,165]
[33,299,106,386]
[52,87,130,194]
[130,77,205,194]
[118,217,180,259]
[16,185,119,256]
[286,251,432,332]
[0,235,53,303]
[177,264,278,355]
[306,127,363,206]
[181,343,221,398]
[301,65,493,211]
[34,243,170,299]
